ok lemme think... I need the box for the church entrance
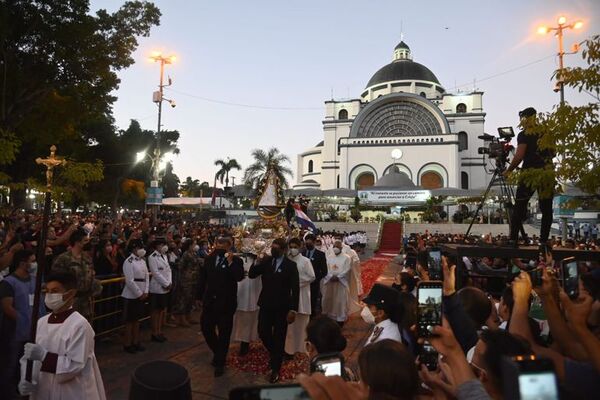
[420,171,442,189]
[355,172,375,190]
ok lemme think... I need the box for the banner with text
[358,190,431,204]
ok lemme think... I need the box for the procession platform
[96,254,398,399]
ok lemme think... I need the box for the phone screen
[420,342,439,371]
[564,260,579,299]
[418,285,442,336]
[428,250,442,280]
[518,372,558,400]
[316,360,342,377]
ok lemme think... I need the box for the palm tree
[180,176,200,197]
[243,147,293,189]
[214,158,242,189]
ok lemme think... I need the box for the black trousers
[200,306,235,367]
[310,280,322,316]
[258,308,289,373]
[510,183,553,243]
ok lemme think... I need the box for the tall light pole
[149,51,176,215]
[537,16,583,244]
[538,16,583,105]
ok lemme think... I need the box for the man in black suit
[198,237,244,377]
[249,238,299,383]
[303,234,327,317]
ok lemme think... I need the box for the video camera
[478,127,515,167]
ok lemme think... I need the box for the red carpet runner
[226,255,392,379]
[377,222,402,255]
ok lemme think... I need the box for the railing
[92,275,150,337]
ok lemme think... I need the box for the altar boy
[19,272,106,400]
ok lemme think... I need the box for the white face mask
[333,248,342,255]
[136,249,146,258]
[28,262,38,275]
[289,248,300,257]
[44,292,68,312]
[361,306,376,325]
[160,245,169,254]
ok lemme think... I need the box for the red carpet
[227,256,391,378]
[377,222,402,254]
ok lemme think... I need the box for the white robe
[321,253,351,322]
[343,247,362,314]
[285,254,315,354]
[21,310,106,400]
[232,256,262,342]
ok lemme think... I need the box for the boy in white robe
[232,255,262,356]
[19,271,106,400]
[321,241,351,324]
[284,238,315,355]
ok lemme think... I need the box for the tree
[0,1,161,205]
[243,147,293,190]
[180,176,200,197]
[520,35,600,197]
[214,158,242,189]
[161,162,180,198]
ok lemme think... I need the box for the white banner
[358,190,431,204]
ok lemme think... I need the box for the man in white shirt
[322,241,351,325]
[19,271,106,400]
[231,254,262,356]
[121,240,149,353]
[285,238,315,355]
[148,239,172,343]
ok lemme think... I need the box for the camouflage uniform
[51,250,102,320]
[172,252,201,315]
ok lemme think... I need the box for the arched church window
[458,131,468,151]
[355,172,375,190]
[461,171,469,189]
[421,171,443,189]
[338,109,348,120]
[420,92,426,97]
[456,103,467,113]
[308,160,314,173]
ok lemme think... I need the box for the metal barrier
[92,275,150,337]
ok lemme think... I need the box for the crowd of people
[0,209,599,399]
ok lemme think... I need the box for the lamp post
[149,51,176,215]
[538,16,583,105]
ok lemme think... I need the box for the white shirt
[121,255,149,299]
[148,250,172,294]
[365,318,403,346]
[288,253,315,315]
[22,310,106,400]
[236,256,262,312]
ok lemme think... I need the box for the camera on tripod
[478,127,515,163]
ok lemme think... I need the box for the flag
[294,204,317,231]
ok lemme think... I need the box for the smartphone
[502,356,559,400]
[561,257,579,299]
[417,281,443,337]
[427,248,442,280]
[229,384,309,400]
[419,342,439,371]
[310,353,343,377]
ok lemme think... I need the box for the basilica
[295,41,490,192]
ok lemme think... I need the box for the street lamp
[537,16,583,105]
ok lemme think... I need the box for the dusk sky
[92,0,599,187]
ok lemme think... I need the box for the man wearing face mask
[121,240,149,354]
[303,234,327,317]
[18,272,106,400]
[148,239,172,343]
[284,238,315,357]
[321,240,351,326]
[361,284,404,346]
[198,237,244,377]
[249,238,300,383]
[0,249,45,398]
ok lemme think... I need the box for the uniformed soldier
[51,229,102,321]
[361,284,404,346]
[121,240,149,353]
[148,238,172,343]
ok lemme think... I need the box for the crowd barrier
[92,275,150,337]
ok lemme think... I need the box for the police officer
[361,284,405,346]
[121,240,149,353]
[504,107,555,245]
[148,238,172,343]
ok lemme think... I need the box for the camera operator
[503,107,554,245]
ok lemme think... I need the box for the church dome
[366,41,440,88]
[374,166,416,189]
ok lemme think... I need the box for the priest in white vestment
[343,244,362,315]
[321,241,351,323]
[284,239,315,354]
[232,255,262,355]
[19,272,106,400]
